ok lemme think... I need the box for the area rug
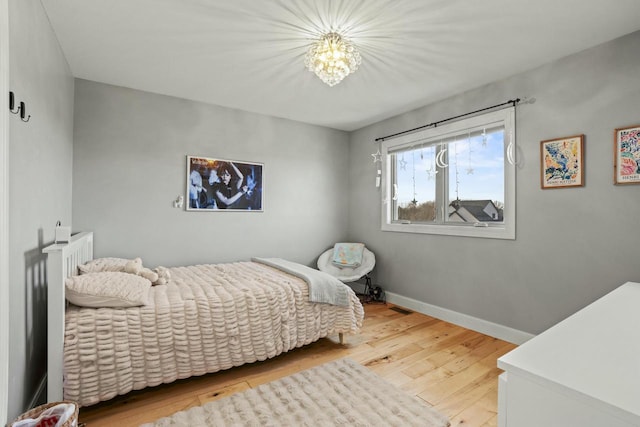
[142,358,449,427]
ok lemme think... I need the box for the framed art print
[540,135,584,189]
[614,124,640,185]
[186,156,263,211]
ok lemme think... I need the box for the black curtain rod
[374,98,520,142]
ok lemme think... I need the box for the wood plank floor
[79,302,516,426]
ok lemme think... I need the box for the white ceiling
[41,0,640,131]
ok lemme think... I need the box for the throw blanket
[332,242,365,268]
[252,257,351,307]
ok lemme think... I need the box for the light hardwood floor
[79,302,516,426]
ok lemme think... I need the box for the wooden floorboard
[78,302,516,426]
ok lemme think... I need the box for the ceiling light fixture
[304,32,361,87]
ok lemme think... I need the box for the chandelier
[304,32,361,87]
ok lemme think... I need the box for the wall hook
[19,101,30,122]
[8,91,20,114]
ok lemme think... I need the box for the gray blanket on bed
[252,257,351,307]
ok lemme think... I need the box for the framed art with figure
[186,155,263,211]
[540,134,584,189]
[614,124,640,185]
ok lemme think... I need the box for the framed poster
[186,156,263,211]
[540,135,584,189]
[614,124,640,185]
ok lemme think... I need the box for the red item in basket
[34,414,60,427]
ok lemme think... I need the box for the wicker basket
[11,401,79,427]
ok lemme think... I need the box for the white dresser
[497,282,640,427]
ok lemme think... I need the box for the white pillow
[65,272,152,308]
[78,257,131,274]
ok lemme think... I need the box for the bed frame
[43,231,94,402]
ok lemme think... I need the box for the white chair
[317,246,376,294]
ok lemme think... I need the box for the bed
[43,232,364,407]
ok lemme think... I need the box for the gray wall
[72,80,350,267]
[348,30,640,335]
[8,0,74,420]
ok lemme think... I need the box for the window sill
[381,222,515,240]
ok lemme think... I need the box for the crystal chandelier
[304,32,361,87]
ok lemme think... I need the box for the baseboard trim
[385,292,535,345]
[27,374,47,410]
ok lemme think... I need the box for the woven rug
[142,358,449,427]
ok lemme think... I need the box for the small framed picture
[614,124,640,185]
[540,135,584,189]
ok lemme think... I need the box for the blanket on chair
[332,242,365,268]
[252,257,351,307]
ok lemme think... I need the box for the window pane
[446,128,505,223]
[393,146,436,222]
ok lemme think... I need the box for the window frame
[380,107,516,240]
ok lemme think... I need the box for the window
[381,108,515,239]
